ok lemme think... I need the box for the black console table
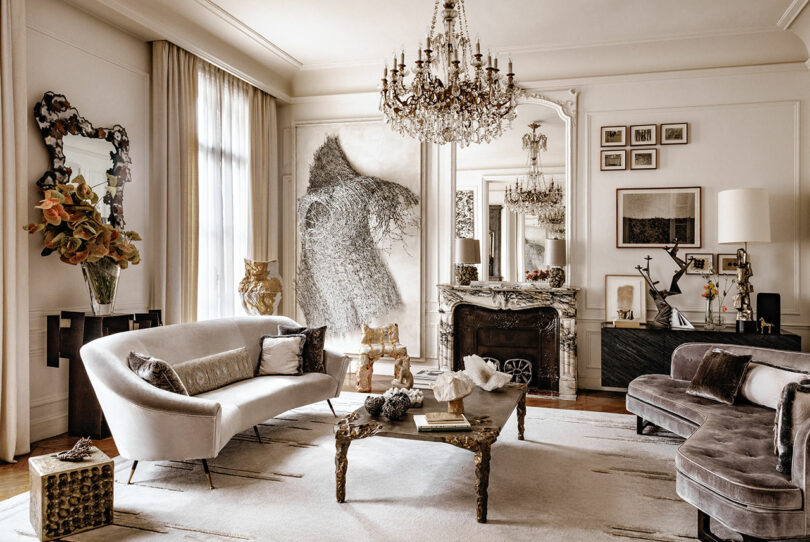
[601,323,801,389]
[47,310,161,438]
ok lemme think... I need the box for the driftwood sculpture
[636,241,692,329]
[53,437,93,462]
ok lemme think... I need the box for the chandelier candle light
[505,122,565,236]
[379,0,520,146]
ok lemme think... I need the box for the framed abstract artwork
[605,274,647,323]
[717,253,738,275]
[616,186,702,248]
[685,253,713,275]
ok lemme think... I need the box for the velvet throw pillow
[257,334,306,376]
[278,324,326,374]
[128,352,189,395]
[173,347,254,395]
[686,349,752,405]
[775,379,810,474]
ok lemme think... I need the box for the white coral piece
[431,371,474,402]
[463,354,513,392]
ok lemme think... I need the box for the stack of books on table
[414,412,471,432]
[412,369,445,390]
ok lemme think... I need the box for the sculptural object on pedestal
[635,241,693,330]
[734,247,754,321]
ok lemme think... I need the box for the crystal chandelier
[505,122,565,236]
[379,0,520,147]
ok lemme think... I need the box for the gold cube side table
[29,446,114,541]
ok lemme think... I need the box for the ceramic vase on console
[238,259,283,315]
[81,259,120,316]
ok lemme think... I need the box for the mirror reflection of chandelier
[379,0,520,147]
[504,122,565,236]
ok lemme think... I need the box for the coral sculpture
[463,354,512,391]
[384,387,423,408]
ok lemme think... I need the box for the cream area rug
[0,394,701,541]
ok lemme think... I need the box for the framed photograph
[600,149,626,171]
[685,253,713,275]
[717,253,738,275]
[630,148,658,170]
[661,123,688,144]
[601,126,627,147]
[605,274,647,323]
[630,124,657,146]
[616,186,702,248]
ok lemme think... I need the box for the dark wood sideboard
[47,310,162,438]
[601,323,802,389]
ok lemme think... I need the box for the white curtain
[0,0,30,461]
[150,41,199,324]
[196,63,252,320]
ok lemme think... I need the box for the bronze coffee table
[334,383,527,523]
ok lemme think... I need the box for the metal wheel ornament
[503,358,533,384]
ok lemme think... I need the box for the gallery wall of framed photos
[600,123,687,171]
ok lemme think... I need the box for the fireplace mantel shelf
[437,284,579,400]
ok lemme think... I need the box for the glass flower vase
[704,298,716,330]
[81,259,120,316]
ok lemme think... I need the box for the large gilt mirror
[455,90,577,283]
[33,92,132,230]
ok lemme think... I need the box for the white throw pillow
[257,334,306,376]
[741,362,809,409]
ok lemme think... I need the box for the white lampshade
[455,238,481,264]
[545,239,566,267]
[717,189,771,244]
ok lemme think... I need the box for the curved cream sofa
[80,316,350,463]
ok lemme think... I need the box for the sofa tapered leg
[636,416,646,435]
[201,459,214,490]
[127,460,138,484]
[327,400,337,418]
[697,510,724,542]
[253,425,262,443]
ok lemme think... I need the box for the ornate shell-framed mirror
[33,91,132,230]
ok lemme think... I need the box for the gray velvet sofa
[626,343,810,542]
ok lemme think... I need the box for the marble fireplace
[438,284,578,399]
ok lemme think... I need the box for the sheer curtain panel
[196,63,251,320]
[150,41,199,324]
[0,0,30,460]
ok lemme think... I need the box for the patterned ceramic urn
[238,259,283,315]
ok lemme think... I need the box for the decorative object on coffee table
[546,238,566,288]
[463,354,511,391]
[334,384,528,523]
[364,396,385,416]
[384,386,423,408]
[432,371,474,415]
[455,237,480,285]
[238,259,283,315]
[635,241,693,329]
[381,393,410,421]
[391,355,414,389]
[718,188,771,334]
[30,445,114,541]
[356,323,408,392]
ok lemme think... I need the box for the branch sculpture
[635,240,693,329]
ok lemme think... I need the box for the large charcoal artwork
[297,136,419,335]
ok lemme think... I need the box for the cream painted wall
[26,0,151,440]
[278,63,810,390]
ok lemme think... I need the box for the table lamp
[546,238,566,288]
[455,238,481,285]
[717,188,771,333]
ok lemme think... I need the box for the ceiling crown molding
[778,0,810,29]
[193,0,302,70]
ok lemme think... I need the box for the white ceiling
[65,0,810,99]
[211,0,797,68]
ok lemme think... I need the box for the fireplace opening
[452,304,560,395]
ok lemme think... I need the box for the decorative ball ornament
[381,396,409,421]
[364,396,386,417]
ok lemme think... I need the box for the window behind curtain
[196,64,251,320]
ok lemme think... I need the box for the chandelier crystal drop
[504,122,566,236]
[379,0,520,147]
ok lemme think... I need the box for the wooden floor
[0,375,626,502]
